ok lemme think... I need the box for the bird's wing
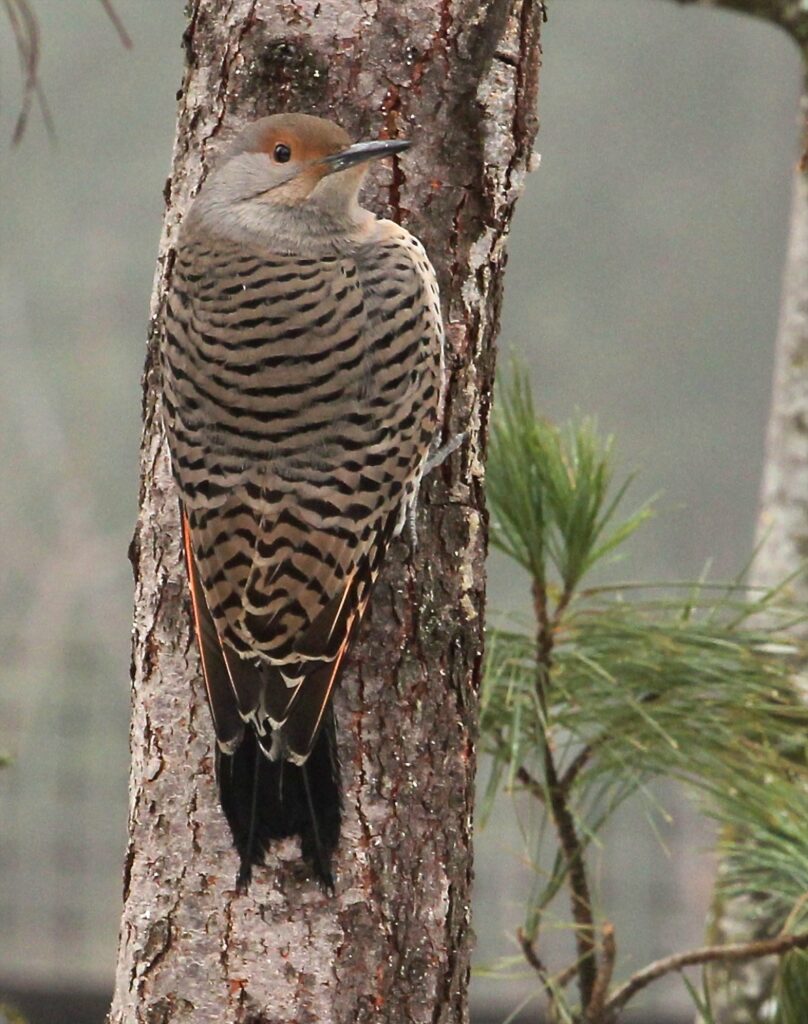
[182,502,396,760]
[181,512,245,752]
[163,231,442,759]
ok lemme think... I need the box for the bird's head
[188,113,410,249]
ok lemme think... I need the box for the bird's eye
[273,143,292,163]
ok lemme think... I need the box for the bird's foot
[423,432,466,476]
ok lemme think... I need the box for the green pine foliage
[480,369,808,1022]
[776,949,808,1024]
[0,1004,28,1024]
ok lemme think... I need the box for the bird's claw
[423,431,466,476]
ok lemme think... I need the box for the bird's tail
[216,707,341,891]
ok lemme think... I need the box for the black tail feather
[216,707,341,891]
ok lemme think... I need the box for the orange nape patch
[251,113,352,168]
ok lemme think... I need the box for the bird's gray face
[218,115,411,214]
[187,114,412,249]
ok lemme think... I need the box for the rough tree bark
[110,3,542,1023]
[663,4,808,1021]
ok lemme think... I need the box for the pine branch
[543,737,597,1008]
[602,930,808,1020]
[532,577,597,1008]
[559,743,594,793]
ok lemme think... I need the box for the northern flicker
[160,113,445,889]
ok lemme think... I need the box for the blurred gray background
[0,1,800,1021]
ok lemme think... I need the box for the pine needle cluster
[480,369,808,1023]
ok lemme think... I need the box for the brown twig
[601,929,808,1020]
[2,0,40,143]
[98,0,132,48]
[516,764,546,803]
[585,923,616,1021]
[555,959,580,990]
[2,0,130,144]
[517,927,547,977]
[517,928,558,1010]
[516,926,588,1020]
[530,578,598,1008]
[543,747,597,1006]
[559,743,594,793]
[533,577,554,688]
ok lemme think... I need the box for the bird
[160,113,445,890]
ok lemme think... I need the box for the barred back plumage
[160,114,444,889]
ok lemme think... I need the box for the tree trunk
[110,3,542,1023]
[754,163,808,621]
[704,150,808,1024]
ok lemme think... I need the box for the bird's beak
[321,138,411,174]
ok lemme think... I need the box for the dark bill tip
[322,138,412,174]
